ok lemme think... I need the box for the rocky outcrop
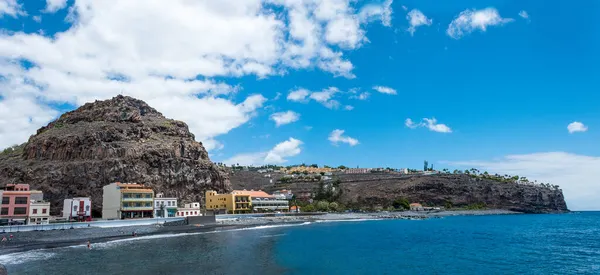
[336,174,568,213]
[230,172,568,213]
[0,95,230,215]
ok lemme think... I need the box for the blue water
[2,212,600,274]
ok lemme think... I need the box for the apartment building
[102,182,154,220]
[154,193,178,218]
[0,184,32,223]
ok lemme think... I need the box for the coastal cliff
[0,95,231,215]
[230,171,568,213]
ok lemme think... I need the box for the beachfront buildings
[1,184,32,224]
[102,182,155,220]
[205,190,250,214]
[205,190,289,214]
[410,203,424,211]
[154,193,178,218]
[28,200,50,225]
[63,197,92,221]
[176,202,202,217]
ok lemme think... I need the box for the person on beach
[1,236,6,242]
[87,241,91,250]
[8,234,13,241]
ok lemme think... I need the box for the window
[15,197,28,204]
[86,205,90,211]
[1,208,8,215]
[135,203,141,207]
[74,206,78,211]
[194,211,198,215]
[1,197,9,204]
[156,202,160,207]
[186,212,189,215]
[42,209,47,214]
[145,203,151,207]
[14,207,27,215]
[136,194,141,198]
[33,209,38,214]
[146,194,151,198]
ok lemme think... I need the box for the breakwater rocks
[0,95,231,215]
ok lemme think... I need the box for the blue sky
[0,0,599,209]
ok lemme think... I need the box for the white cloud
[405,118,417,129]
[309,87,340,109]
[373,85,397,95]
[44,0,68,13]
[273,92,282,100]
[447,7,514,39]
[0,0,25,17]
[32,16,42,23]
[406,9,432,36]
[287,88,310,102]
[328,129,359,146]
[351,91,370,100]
[270,110,300,127]
[405,117,452,133]
[0,0,394,151]
[289,87,342,109]
[567,121,588,134]
[449,152,600,210]
[223,137,302,166]
[518,10,529,19]
[344,105,354,111]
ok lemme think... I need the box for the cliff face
[0,95,231,215]
[336,174,568,213]
[229,172,568,213]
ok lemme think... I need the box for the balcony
[121,206,153,211]
[122,197,153,202]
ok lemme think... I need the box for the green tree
[310,164,319,168]
[316,201,329,212]
[303,204,315,212]
[338,165,347,170]
[392,198,410,210]
[329,202,339,212]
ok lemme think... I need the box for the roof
[232,190,274,198]
[410,203,422,206]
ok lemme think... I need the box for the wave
[0,249,57,265]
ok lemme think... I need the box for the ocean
[1,212,599,275]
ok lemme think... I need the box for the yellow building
[205,190,250,214]
[205,190,289,214]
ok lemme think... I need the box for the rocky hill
[0,95,231,215]
[230,172,568,213]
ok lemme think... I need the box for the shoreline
[0,209,520,256]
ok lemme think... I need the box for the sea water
[1,212,599,275]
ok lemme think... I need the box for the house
[102,182,154,220]
[273,190,293,200]
[63,197,92,221]
[0,184,33,224]
[290,205,301,213]
[177,202,201,217]
[154,193,177,218]
[28,200,50,225]
[410,203,424,211]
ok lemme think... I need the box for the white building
[154,193,178,218]
[28,200,50,225]
[63,197,92,221]
[177,202,202,217]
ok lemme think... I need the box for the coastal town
[0,160,559,229]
